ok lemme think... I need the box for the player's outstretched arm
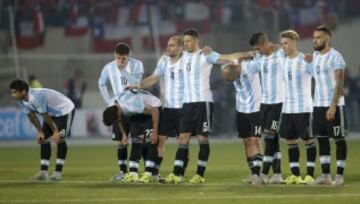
[41,112,61,143]
[127,74,160,90]
[144,105,159,144]
[202,46,254,64]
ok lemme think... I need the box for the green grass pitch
[1,140,360,204]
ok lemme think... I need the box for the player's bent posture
[10,79,75,181]
[310,26,347,185]
[98,43,144,181]
[245,32,285,184]
[278,30,317,185]
[222,62,263,186]
[102,90,161,183]
[131,36,186,181]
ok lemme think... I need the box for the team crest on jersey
[186,63,191,72]
[263,65,268,73]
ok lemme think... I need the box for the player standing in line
[130,36,187,181]
[310,26,347,185]
[278,30,317,185]
[244,32,285,184]
[221,61,263,185]
[10,79,75,181]
[98,43,144,181]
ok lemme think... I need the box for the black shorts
[112,115,130,141]
[236,111,261,138]
[179,102,214,136]
[159,108,180,137]
[313,106,347,138]
[260,103,282,132]
[129,114,153,142]
[279,113,313,140]
[42,109,76,140]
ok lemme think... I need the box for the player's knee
[287,139,298,145]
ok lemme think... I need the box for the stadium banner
[0,108,112,140]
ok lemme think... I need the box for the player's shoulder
[329,48,344,58]
[103,60,116,70]
[128,57,143,65]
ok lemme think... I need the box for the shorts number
[333,126,341,137]
[254,126,262,135]
[203,122,209,132]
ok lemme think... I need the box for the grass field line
[1,179,360,187]
[1,193,360,203]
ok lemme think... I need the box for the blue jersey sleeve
[153,56,167,77]
[206,51,220,64]
[132,61,144,84]
[98,67,109,87]
[243,59,261,75]
[331,52,346,70]
[31,94,47,113]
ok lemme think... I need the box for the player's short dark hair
[9,79,29,93]
[315,25,332,37]
[115,43,130,55]
[249,32,268,46]
[102,105,119,126]
[183,28,200,39]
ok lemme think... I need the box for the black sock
[305,142,316,177]
[117,144,128,173]
[197,142,210,177]
[261,132,275,175]
[288,143,300,176]
[335,138,347,175]
[248,154,262,176]
[145,144,157,174]
[55,141,67,172]
[318,136,331,174]
[40,142,51,171]
[142,142,149,167]
[154,156,163,175]
[272,134,281,174]
[173,144,189,176]
[129,142,142,173]
[180,154,189,177]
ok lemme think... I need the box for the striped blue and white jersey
[98,58,144,105]
[281,53,313,113]
[182,50,220,103]
[233,60,261,113]
[113,90,161,116]
[243,48,285,104]
[18,88,74,117]
[311,48,346,107]
[153,54,185,109]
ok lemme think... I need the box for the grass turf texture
[1,140,360,204]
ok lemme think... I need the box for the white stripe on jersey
[98,58,144,105]
[281,53,313,113]
[154,54,185,108]
[18,88,74,117]
[234,60,261,113]
[183,50,219,103]
[245,49,285,104]
[312,48,346,107]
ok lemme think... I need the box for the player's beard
[314,42,326,51]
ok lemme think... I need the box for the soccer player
[310,26,347,185]
[131,36,186,180]
[9,79,75,181]
[278,30,317,185]
[222,62,263,185]
[102,90,161,183]
[246,32,285,184]
[98,42,144,181]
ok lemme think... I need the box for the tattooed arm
[326,69,344,121]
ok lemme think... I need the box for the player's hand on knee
[121,135,128,145]
[151,131,159,144]
[37,132,45,144]
[51,131,61,144]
